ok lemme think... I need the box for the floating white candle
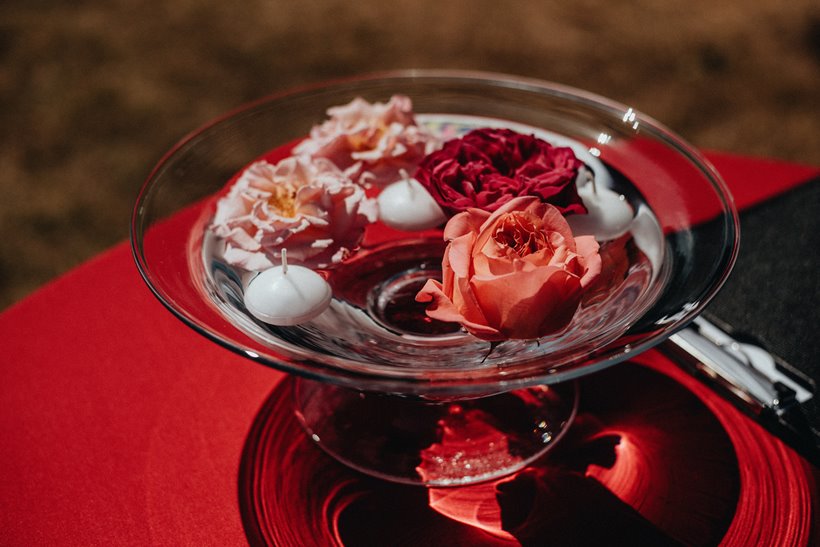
[377,170,447,231]
[629,204,663,279]
[243,249,332,326]
[567,177,634,241]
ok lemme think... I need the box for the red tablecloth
[1,152,817,545]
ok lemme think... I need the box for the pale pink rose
[416,196,602,341]
[212,156,377,270]
[293,95,439,187]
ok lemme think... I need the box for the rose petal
[575,235,602,288]
[538,204,576,251]
[445,232,475,280]
[451,274,494,329]
[470,268,583,339]
[443,209,489,241]
[415,279,501,339]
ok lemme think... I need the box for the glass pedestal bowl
[131,71,739,487]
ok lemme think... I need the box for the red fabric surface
[0,152,817,545]
[704,151,818,210]
[0,247,282,544]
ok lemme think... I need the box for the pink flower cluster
[212,95,435,271]
[212,95,609,341]
[294,95,439,187]
[212,157,376,270]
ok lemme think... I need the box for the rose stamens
[493,212,549,257]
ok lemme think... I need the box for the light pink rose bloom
[212,156,377,270]
[416,196,602,341]
[293,95,439,187]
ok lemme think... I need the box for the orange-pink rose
[415,196,602,341]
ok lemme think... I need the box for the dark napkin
[704,175,819,452]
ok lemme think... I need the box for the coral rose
[293,95,439,187]
[211,156,376,270]
[415,128,588,216]
[415,196,602,341]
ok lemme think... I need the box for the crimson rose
[415,128,588,216]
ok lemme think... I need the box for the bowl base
[293,377,578,487]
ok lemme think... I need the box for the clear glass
[131,71,739,485]
[293,377,578,486]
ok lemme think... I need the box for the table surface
[1,152,818,546]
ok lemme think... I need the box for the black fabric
[704,175,819,452]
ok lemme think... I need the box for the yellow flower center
[267,182,298,217]
[347,121,387,151]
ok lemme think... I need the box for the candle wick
[399,168,415,197]
[281,248,288,275]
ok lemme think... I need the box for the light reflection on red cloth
[239,355,815,546]
[635,354,816,547]
[427,483,513,541]
[425,363,739,545]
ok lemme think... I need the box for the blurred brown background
[1,0,819,309]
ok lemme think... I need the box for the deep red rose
[415,128,588,216]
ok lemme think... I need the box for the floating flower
[211,156,377,270]
[294,95,439,187]
[416,196,601,341]
[415,128,588,217]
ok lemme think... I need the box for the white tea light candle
[243,249,332,325]
[377,171,446,231]
[567,179,634,241]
